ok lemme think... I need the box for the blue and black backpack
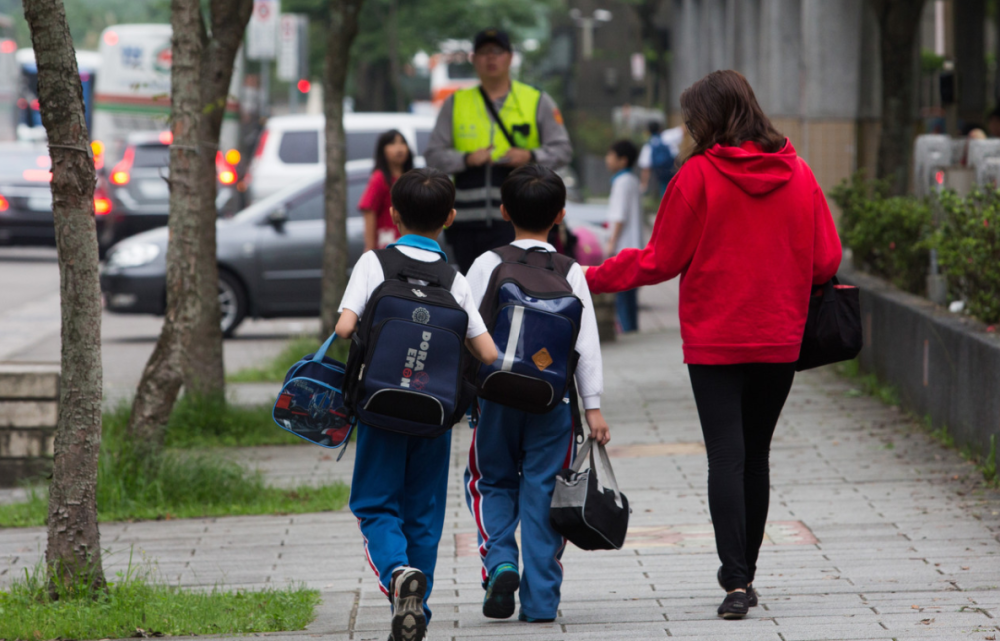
[649,135,677,185]
[344,248,476,438]
[473,245,583,418]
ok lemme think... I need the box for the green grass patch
[0,560,319,640]
[0,403,349,528]
[227,336,349,383]
[836,358,998,487]
[162,395,298,448]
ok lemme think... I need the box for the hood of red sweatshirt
[704,139,797,196]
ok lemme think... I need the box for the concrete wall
[842,269,1000,457]
[0,364,59,487]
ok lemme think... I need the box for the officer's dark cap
[473,29,512,53]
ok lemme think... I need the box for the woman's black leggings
[688,362,796,591]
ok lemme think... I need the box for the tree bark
[320,0,365,338]
[128,0,252,446]
[23,0,106,594]
[870,0,926,196]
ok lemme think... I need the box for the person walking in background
[424,28,572,272]
[584,70,842,620]
[604,139,642,333]
[638,120,684,196]
[359,130,414,251]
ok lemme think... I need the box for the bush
[228,335,348,383]
[935,189,1000,324]
[831,171,933,294]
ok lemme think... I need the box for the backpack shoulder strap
[550,252,577,278]
[491,245,526,263]
[374,248,456,290]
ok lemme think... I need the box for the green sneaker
[482,563,519,619]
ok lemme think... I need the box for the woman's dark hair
[373,129,414,183]
[679,70,785,163]
[500,165,566,233]
[390,168,455,232]
[609,139,639,169]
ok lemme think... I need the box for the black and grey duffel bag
[549,439,630,550]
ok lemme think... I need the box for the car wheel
[218,269,248,337]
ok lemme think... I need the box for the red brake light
[297,79,311,93]
[935,170,945,185]
[110,147,134,185]
[94,197,112,215]
[253,129,269,158]
[159,131,173,145]
[0,195,8,211]
[219,170,236,185]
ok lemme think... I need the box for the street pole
[260,61,270,118]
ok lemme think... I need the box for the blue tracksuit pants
[464,398,576,620]
[349,423,451,623]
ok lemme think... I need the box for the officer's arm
[532,92,573,170]
[423,95,469,174]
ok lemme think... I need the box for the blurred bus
[14,48,100,142]
[92,24,242,164]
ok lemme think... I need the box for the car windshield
[132,144,170,168]
[0,147,51,180]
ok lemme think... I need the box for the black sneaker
[717,591,749,619]
[483,563,519,619]
[717,566,757,607]
[391,567,427,641]
[518,609,555,623]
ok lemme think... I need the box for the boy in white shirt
[335,168,498,641]
[463,165,609,624]
[605,139,642,333]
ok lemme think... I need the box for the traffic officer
[425,28,573,273]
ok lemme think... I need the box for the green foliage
[0,405,348,528]
[920,49,946,74]
[1,0,170,49]
[934,189,1000,324]
[0,559,319,639]
[831,171,934,294]
[228,335,348,384]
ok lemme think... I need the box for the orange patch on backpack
[532,348,554,371]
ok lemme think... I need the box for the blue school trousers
[464,398,576,620]
[350,423,451,623]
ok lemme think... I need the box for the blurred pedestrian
[359,129,414,251]
[638,120,684,196]
[584,70,842,620]
[425,28,572,272]
[988,107,1000,138]
[604,139,642,333]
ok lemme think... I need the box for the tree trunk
[128,0,252,446]
[23,0,106,594]
[184,0,254,397]
[320,0,365,338]
[387,0,406,112]
[871,0,926,196]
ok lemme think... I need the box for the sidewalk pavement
[2,281,1000,640]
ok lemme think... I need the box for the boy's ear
[445,208,457,228]
[554,208,566,225]
[390,207,402,227]
[499,204,512,222]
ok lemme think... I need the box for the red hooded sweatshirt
[586,140,842,365]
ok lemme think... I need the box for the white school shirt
[607,171,643,253]
[338,246,488,340]
[465,239,604,410]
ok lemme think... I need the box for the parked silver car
[100,167,607,336]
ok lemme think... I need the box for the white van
[247,112,436,203]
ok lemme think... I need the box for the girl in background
[359,129,414,250]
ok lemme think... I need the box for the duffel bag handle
[571,439,623,508]
[312,332,340,364]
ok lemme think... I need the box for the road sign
[247,0,280,60]
[277,14,303,81]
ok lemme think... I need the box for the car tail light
[0,195,8,211]
[219,170,236,184]
[159,131,173,145]
[216,150,237,185]
[253,129,268,158]
[91,140,105,171]
[110,146,134,185]
[93,183,112,215]
[224,148,241,165]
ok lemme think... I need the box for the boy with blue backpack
[464,165,610,624]
[335,168,498,641]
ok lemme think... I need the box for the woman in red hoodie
[586,70,842,619]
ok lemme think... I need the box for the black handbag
[549,439,630,551]
[796,277,863,371]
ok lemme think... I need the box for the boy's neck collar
[513,231,552,244]
[612,168,632,181]
[388,234,448,262]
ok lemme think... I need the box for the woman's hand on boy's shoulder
[584,408,610,445]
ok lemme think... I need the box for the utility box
[0,363,59,487]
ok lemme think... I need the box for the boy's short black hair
[500,165,566,233]
[610,139,639,169]
[390,168,456,232]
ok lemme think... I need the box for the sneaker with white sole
[390,567,427,641]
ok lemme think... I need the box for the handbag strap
[312,332,338,364]
[569,439,623,508]
[479,86,517,149]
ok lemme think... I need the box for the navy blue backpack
[648,135,676,185]
[344,248,476,438]
[474,246,583,415]
[272,332,354,453]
